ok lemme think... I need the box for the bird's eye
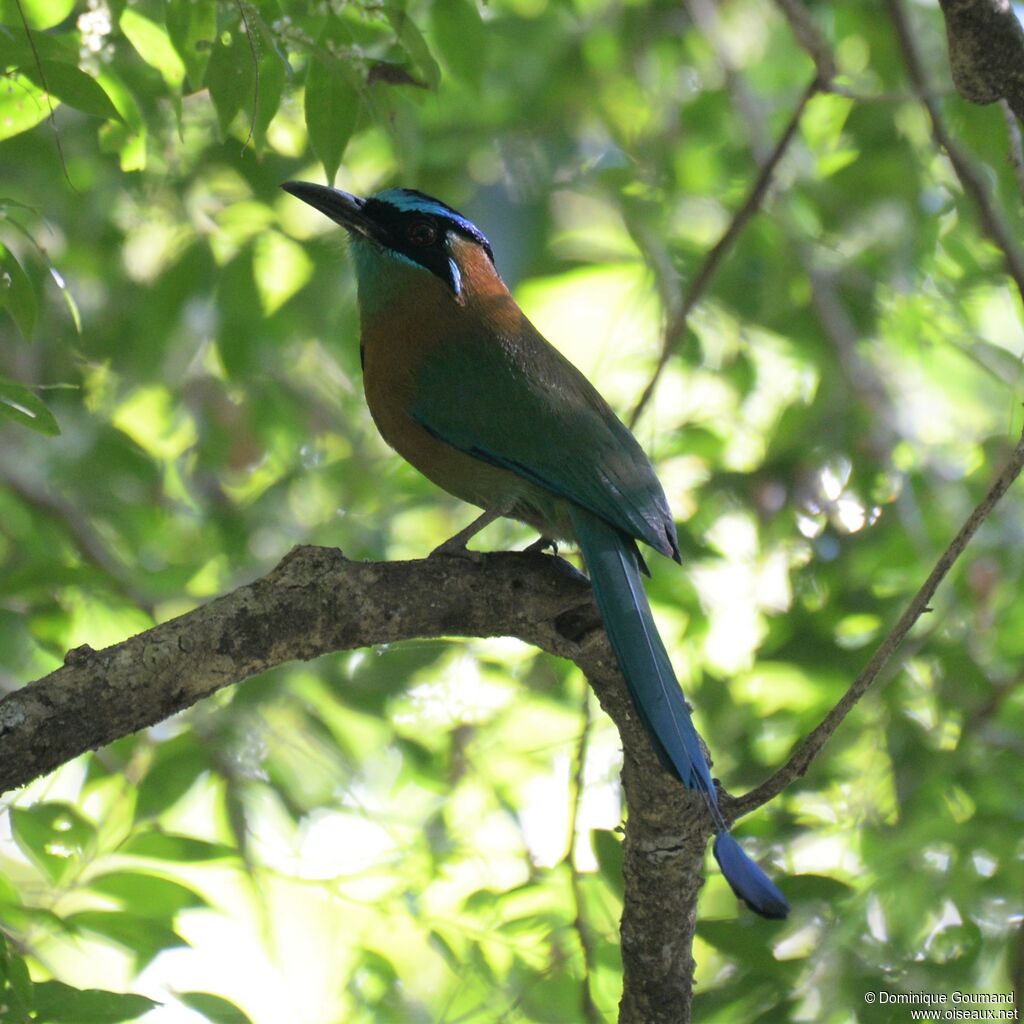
[407,220,437,246]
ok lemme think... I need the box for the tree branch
[936,0,1024,120]
[618,743,706,1024]
[730,428,1024,818]
[0,547,592,792]
[0,543,720,1018]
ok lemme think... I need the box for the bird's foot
[430,534,484,562]
[429,506,509,561]
[524,535,558,556]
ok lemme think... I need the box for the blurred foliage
[2,0,1024,1020]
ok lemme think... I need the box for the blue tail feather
[713,833,789,919]
[569,506,789,920]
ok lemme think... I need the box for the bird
[282,180,789,919]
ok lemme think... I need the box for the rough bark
[619,747,707,1024]
[937,0,1024,119]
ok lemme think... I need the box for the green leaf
[0,0,75,30]
[591,829,624,899]
[67,910,187,968]
[87,871,208,918]
[778,873,856,902]
[247,18,286,154]
[203,14,285,149]
[204,26,253,136]
[429,0,488,86]
[0,866,21,904]
[134,731,210,819]
[122,830,236,862]
[253,230,314,315]
[0,377,59,435]
[32,981,159,1024]
[518,968,583,1024]
[214,249,262,378]
[801,91,854,152]
[93,68,144,131]
[9,803,94,883]
[0,242,37,340]
[0,932,34,1018]
[119,8,186,90]
[99,119,146,172]
[383,3,441,90]
[179,992,255,1024]
[16,62,125,124]
[66,911,187,968]
[304,56,360,186]
[696,921,783,965]
[165,0,217,90]
[427,929,462,975]
[0,72,52,141]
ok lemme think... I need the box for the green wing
[409,328,679,560]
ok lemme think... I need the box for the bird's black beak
[281,181,378,242]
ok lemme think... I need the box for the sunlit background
[2,0,1024,1020]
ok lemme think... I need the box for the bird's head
[282,182,497,306]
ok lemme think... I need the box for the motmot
[282,180,789,919]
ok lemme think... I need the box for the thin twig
[885,0,1024,309]
[12,0,75,191]
[730,427,1024,817]
[824,82,954,105]
[771,0,836,82]
[629,75,821,427]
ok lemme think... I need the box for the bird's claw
[429,536,483,561]
[524,535,558,555]
[429,506,511,561]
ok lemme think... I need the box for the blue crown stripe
[371,188,492,257]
